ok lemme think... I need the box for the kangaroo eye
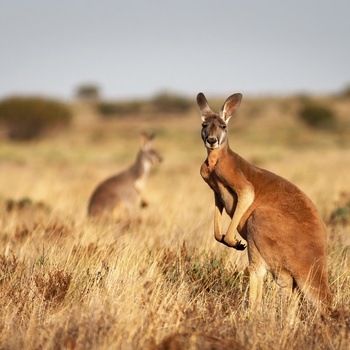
[202,123,208,128]
[221,124,227,129]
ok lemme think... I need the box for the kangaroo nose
[207,136,217,145]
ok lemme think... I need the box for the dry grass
[0,95,350,349]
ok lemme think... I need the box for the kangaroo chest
[200,161,237,216]
[134,175,146,192]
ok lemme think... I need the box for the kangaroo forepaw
[235,241,247,251]
[220,236,246,250]
[140,200,148,208]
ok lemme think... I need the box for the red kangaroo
[197,92,332,310]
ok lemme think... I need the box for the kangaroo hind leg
[247,237,267,310]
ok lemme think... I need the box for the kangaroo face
[201,115,228,150]
[141,138,163,166]
[144,147,163,165]
[197,92,242,151]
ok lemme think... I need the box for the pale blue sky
[1,0,349,100]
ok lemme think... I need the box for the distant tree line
[96,91,194,117]
[0,82,349,141]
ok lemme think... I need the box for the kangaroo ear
[220,93,242,123]
[197,92,214,121]
[140,132,152,148]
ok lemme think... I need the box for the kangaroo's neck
[130,150,150,179]
[207,142,229,171]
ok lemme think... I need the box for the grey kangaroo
[88,133,162,219]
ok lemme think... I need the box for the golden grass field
[0,95,349,349]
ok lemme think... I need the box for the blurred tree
[75,84,100,100]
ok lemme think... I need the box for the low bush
[328,192,350,226]
[151,92,193,113]
[299,103,337,130]
[75,84,100,100]
[96,100,142,117]
[0,96,72,140]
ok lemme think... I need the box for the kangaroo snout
[156,154,163,164]
[206,136,219,148]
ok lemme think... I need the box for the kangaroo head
[197,92,242,150]
[140,132,163,165]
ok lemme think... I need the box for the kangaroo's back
[88,133,162,220]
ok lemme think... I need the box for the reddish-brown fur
[197,92,332,310]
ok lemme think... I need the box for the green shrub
[0,96,72,140]
[299,103,336,130]
[152,92,193,113]
[96,100,142,117]
[75,84,100,100]
[329,194,350,226]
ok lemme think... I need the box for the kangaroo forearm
[214,204,223,242]
[214,194,224,242]
[225,186,254,241]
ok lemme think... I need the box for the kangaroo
[88,133,162,220]
[197,92,332,311]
